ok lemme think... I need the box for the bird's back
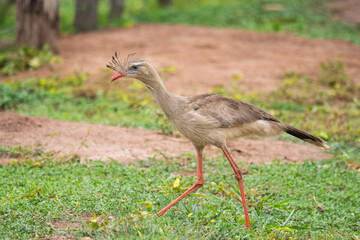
[170,93,284,150]
[187,93,279,127]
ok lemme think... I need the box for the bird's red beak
[111,73,126,83]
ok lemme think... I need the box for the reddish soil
[2,23,358,164]
[50,214,92,240]
[0,112,331,164]
[326,0,360,25]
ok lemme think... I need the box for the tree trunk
[16,0,60,53]
[74,0,98,33]
[110,0,124,19]
[158,0,171,7]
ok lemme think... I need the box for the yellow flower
[173,177,180,188]
[188,213,193,217]
[211,219,215,223]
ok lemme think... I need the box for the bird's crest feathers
[106,52,137,72]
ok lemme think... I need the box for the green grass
[1,0,360,46]
[0,145,359,239]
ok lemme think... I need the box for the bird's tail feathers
[284,124,330,150]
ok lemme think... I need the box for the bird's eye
[130,65,139,71]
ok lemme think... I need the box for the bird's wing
[186,93,279,128]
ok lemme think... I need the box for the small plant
[155,110,174,136]
[318,58,360,101]
[0,73,87,110]
[0,145,78,166]
[116,80,153,108]
[0,45,61,76]
[276,58,360,105]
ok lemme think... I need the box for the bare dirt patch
[3,24,360,95]
[52,214,91,231]
[51,214,92,240]
[0,112,331,164]
[0,158,12,165]
[52,221,82,231]
[326,0,360,25]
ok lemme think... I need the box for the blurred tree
[110,0,124,19]
[158,0,172,7]
[16,0,59,53]
[74,0,98,32]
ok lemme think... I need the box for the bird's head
[106,52,156,84]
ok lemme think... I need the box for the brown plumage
[107,54,329,229]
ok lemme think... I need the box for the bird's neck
[143,73,184,120]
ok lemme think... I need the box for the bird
[106,53,329,229]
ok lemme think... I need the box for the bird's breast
[171,111,226,149]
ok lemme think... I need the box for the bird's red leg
[157,150,204,216]
[223,149,251,229]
